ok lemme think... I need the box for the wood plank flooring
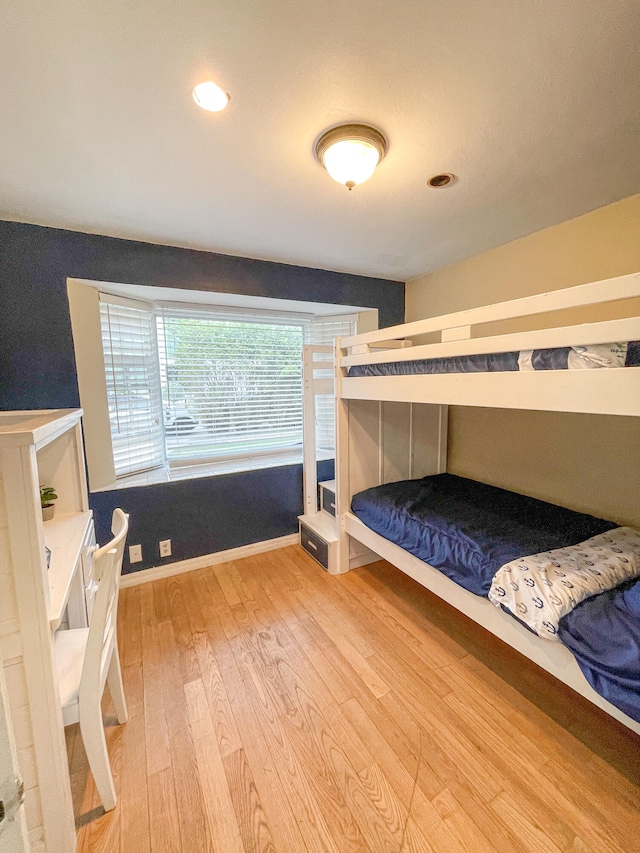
[68,545,640,853]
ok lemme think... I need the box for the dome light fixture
[315,123,387,190]
[192,80,230,112]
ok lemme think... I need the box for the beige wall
[405,193,640,527]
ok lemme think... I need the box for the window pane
[100,299,165,477]
[159,308,305,463]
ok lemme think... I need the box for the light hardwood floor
[68,545,640,853]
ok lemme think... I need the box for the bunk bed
[334,271,640,735]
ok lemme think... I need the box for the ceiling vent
[427,173,456,188]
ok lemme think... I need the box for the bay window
[97,293,355,482]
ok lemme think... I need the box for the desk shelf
[0,408,88,851]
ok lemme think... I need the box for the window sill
[91,449,334,493]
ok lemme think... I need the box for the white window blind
[99,295,165,477]
[307,316,356,454]
[306,316,356,348]
[157,305,307,464]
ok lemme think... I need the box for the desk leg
[66,561,88,628]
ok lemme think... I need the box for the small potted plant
[40,486,58,522]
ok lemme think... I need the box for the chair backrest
[79,509,128,705]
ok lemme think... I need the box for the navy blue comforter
[351,474,616,596]
[558,581,640,723]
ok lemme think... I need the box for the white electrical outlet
[159,539,172,558]
[129,544,142,563]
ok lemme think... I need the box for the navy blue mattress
[558,580,640,723]
[350,474,616,596]
[347,341,640,377]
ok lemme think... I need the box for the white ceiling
[1,1,639,281]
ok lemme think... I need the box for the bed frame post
[437,405,448,473]
[335,337,351,574]
[302,345,318,516]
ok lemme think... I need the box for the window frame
[71,282,360,489]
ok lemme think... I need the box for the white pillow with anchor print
[488,527,640,640]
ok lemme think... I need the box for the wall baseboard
[120,533,299,587]
[349,547,380,571]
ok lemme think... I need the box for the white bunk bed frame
[334,271,640,736]
[302,344,334,517]
[298,344,340,572]
[299,344,377,573]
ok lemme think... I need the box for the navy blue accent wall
[90,466,304,575]
[0,221,403,571]
[316,458,334,484]
[91,457,336,574]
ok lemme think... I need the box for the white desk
[44,511,94,630]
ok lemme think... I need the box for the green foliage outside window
[163,317,303,445]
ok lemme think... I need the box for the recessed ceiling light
[315,124,387,190]
[192,81,230,112]
[427,173,456,188]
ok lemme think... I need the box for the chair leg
[107,646,129,725]
[79,703,117,812]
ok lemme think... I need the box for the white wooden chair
[54,508,129,812]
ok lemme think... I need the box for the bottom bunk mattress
[350,473,616,596]
[558,580,640,724]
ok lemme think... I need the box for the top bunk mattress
[350,474,616,596]
[347,341,640,378]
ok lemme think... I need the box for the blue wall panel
[91,458,335,574]
[90,467,302,574]
[0,220,403,572]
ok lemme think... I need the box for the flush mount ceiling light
[315,123,387,190]
[192,80,230,112]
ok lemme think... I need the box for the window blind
[99,296,165,477]
[306,316,356,348]
[158,305,307,463]
[307,316,356,454]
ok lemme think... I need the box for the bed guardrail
[339,271,640,366]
